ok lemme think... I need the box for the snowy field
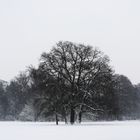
[1,121,140,140]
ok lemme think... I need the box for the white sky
[0,0,140,84]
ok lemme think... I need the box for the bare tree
[39,41,113,124]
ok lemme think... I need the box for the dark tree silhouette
[6,72,30,119]
[38,41,113,124]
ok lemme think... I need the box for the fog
[0,0,140,84]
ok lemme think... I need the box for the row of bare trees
[0,41,140,124]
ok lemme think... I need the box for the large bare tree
[39,41,113,124]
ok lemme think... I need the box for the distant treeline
[0,41,140,125]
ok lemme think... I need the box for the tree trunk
[64,116,68,124]
[78,111,82,123]
[70,105,75,124]
[63,107,68,124]
[55,114,59,125]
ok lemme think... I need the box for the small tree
[113,74,138,119]
[0,80,9,119]
[6,72,30,119]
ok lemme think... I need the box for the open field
[0,121,140,140]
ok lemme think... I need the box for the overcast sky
[0,0,140,84]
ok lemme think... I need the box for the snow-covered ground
[1,121,140,140]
